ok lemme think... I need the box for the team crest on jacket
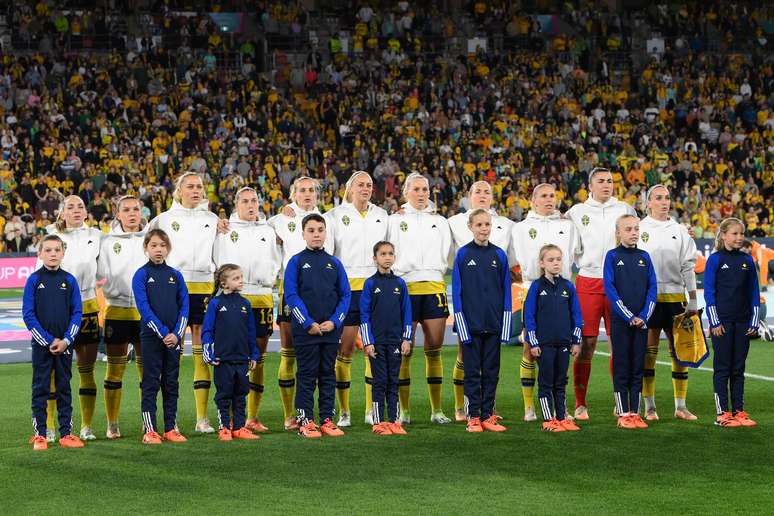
[641,232,649,243]
[529,228,537,239]
[400,221,408,232]
[230,230,239,243]
[393,287,400,294]
[742,262,749,269]
[638,259,646,266]
[342,215,350,226]
[326,262,334,269]
[171,221,180,232]
[562,290,569,297]
[581,215,590,226]
[113,242,122,254]
[288,222,296,232]
[60,282,67,290]
[491,259,497,267]
[168,276,176,283]
[241,305,247,313]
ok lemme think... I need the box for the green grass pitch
[1,340,773,515]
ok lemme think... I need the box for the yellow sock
[672,360,689,402]
[247,355,265,419]
[519,356,536,411]
[278,348,296,420]
[643,345,659,398]
[104,355,127,424]
[77,363,97,429]
[335,353,352,414]
[364,352,373,417]
[136,354,144,399]
[398,353,412,415]
[453,357,465,411]
[425,349,443,414]
[192,344,211,420]
[47,372,56,431]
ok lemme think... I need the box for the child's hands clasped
[307,322,323,336]
[163,333,179,348]
[319,321,335,333]
[630,317,645,328]
[49,338,68,355]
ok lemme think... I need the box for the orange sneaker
[630,415,649,429]
[559,419,581,431]
[388,422,407,435]
[320,419,345,437]
[218,428,233,441]
[617,415,638,430]
[59,434,85,448]
[142,431,162,444]
[372,422,393,435]
[715,412,743,427]
[466,417,484,433]
[481,415,507,432]
[29,435,48,451]
[232,427,260,440]
[163,429,188,442]
[541,419,565,432]
[298,421,322,438]
[246,419,269,433]
[734,411,757,427]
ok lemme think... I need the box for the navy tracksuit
[132,261,189,433]
[603,245,657,415]
[451,242,512,419]
[284,247,351,425]
[359,271,413,424]
[523,275,583,421]
[703,249,760,414]
[201,292,259,430]
[23,266,82,437]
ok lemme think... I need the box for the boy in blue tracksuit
[603,215,657,430]
[23,235,83,450]
[132,229,189,444]
[360,241,413,435]
[202,263,260,441]
[524,244,583,432]
[451,209,511,433]
[284,214,351,438]
[704,218,760,427]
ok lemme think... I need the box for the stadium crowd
[1,1,773,255]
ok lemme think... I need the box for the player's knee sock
[278,348,296,420]
[364,353,373,417]
[104,355,127,424]
[335,353,352,414]
[247,355,265,419]
[398,353,411,414]
[672,360,689,410]
[643,345,658,409]
[573,358,592,409]
[424,349,443,414]
[192,346,211,420]
[453,357,465,411]
[520,356,537,411]
[77,363,97,429]
[47,372,56,431]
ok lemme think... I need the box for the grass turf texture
[1,340,773,515]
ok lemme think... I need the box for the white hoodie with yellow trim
[268,202,334,273]
[638,216,697,302]
[97,220,148,320]
[148,200,219,294]
[44,223,102,313]
[448,208,515,265]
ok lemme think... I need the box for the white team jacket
[448,209,515,265]
[214,213,282,297]
[148,200,219,287]
[268,202,334,272]
[510,210,580,290]
[387,203,452,283]
[97,220,148,311]
[324,201,389,283]
[44,223,102,304]
[638,216,697,299]
[566,196,636,278]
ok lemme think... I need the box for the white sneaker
[337,411,351,428]
[430,411,451,424]
[79,427,97,441]
[46,429,56,443]
[106,423,122,439]
[399,411,411,425]
[364,410,374,425]
[195,418,215,433]
[523,407,537,422]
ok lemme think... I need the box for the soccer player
[202,264,260,441]
[148,172,219,433]
[132,229,189,444]
[448,181,514,422]
[360,241,412,435]
[451,209,510,433]
[388,172,453,424]
[324,171,389,427]
[638,185,699,421]
[44,195,102,441]
[523,244,582,432]
[97,195,149,439]
[511,183,580,422]
[214,187,281,433]
[603,215,657,430]
[283,214,351,438]
[704,218,760,427]
[566,168,636,420]
[24,235,84,450]
[269,176,334,430]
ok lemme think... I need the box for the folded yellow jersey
[672,311,710,368]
